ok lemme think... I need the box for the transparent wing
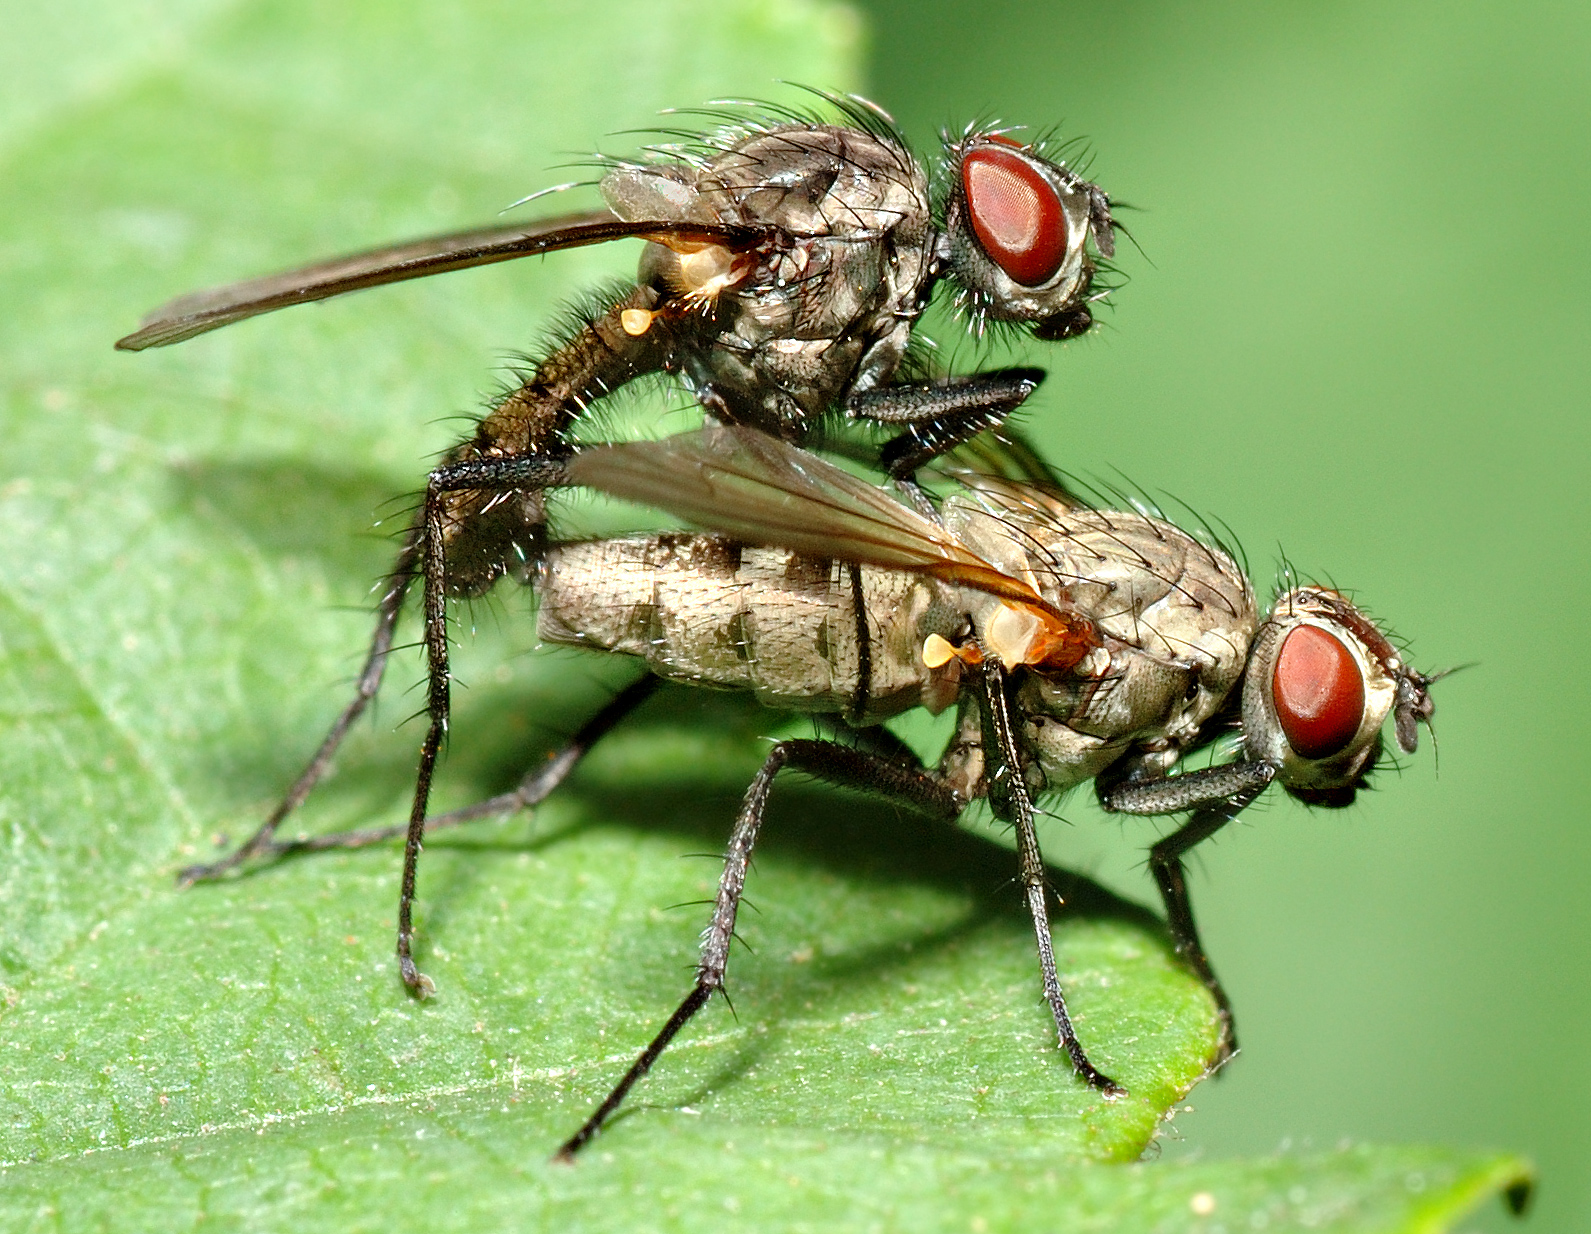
[926,427,1091,516]
[115,212,770,350]
[567,425,1063,615]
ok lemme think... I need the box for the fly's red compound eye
[1272,625,1366,760]
[962,143,1068,287]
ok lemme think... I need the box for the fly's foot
[176,861,224,887]
[1210,1010,1240,1074]
[1068,1047,1127,1099]
[400,956,437,998]
[1085,1068,1128,1101]
[176,844,258,887]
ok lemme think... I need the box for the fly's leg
[1100,761,1277,1064]
[1145,809,1243,1064]
[972,657,1125,1096]
[218,674,660,860]
[182,287,688,889]
[388,291,713,996]
[419,673,659,832]
[555,738,963,1160]
[846,367,1046,478]
[178,529,420,884]
[398,452,573,996]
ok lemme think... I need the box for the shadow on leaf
[169,456,411,578]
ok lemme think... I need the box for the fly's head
[940,131,1116,341]
[1241,586,1437,807]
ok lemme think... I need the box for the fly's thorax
[935,496,1258,796]
[946,496,1255,698]
[1241,586,1412,799]
[606,124,935,427]
[711,124,934,422]
[698,125,930,240]
[1005,627,1246,798]
[537,534,959,722]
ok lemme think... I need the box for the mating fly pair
[117,95,1438,1157]
[117,92,1117,992]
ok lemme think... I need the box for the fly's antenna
[1397,662,1471,770]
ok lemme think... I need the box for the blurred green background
[0,0,1582,1229]
[851,0,1588,1228]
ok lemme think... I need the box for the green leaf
[0,1,1531,1229]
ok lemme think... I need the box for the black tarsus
[210,674,660,860]
[555,983,714,1162]
[1144,794,1263,1065]
[854,367,1046,478]
[972,656,1125,1096]
[1099,760,1277,1062]
[399,454,572,996]
[556,737,962,1157]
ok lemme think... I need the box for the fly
[546,427,1439,1156]
[195,424,1439,1157]
[115,92,1119,903]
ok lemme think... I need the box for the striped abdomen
[538,534,948,721]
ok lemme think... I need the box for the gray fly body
[527,426,1435,1155]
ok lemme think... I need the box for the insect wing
[115,212,771,350]
[926,427,1089,515]
[568,426,1060,615]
